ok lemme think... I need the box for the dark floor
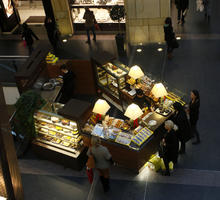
[1,0,220,199]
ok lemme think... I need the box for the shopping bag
[171,38,179,49]
[86,167,94,184]
[148,154,161,172]
[86,155,95,169]
[160,159,174,171]
[94,23,101,31]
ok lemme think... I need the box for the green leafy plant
[11,90,46,157]
[110,5,125,33]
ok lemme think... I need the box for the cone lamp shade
[124,103,143,120]
[128,65,144,80]
[151,83,167,98]
[92,99,110,115]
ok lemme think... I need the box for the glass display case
[96,61,128,99]
[34,103,83,158]
[71,0,125,31]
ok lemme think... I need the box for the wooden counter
[82,111,171,173]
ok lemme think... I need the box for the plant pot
[115,33,126,57]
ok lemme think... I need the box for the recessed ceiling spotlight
[137,48,142,52]
[157,48,163,52]
[62,39,67,43]
[176,36,181,40]
[139,43,143,45]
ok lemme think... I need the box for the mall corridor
[1,0,220,199]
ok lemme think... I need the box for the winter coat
[161,130,179,163]
[164,25,175,43]
[175,0,189,10]
[22,28,39,46]
[171,110,191,142]
[189,99,200,126]
[62,70,75,97]
[83,10,96,28]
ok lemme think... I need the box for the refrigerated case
[34,105,83,158]
[32,99,92,170]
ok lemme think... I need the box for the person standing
[87,136,113,192]
[44,17,59,51]
[159,120,179,176]
[59,64,75,104]
[203,0,211,21]
[188,90,201,144]
[83,7,96,44]
[175,0,189,24]
[172,102,191,154]
[164,17,176,59]
[22,23,39,55]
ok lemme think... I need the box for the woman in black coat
[164,17,175,59]
[175,0,189,24]
[172,102,191,154]
[160,120,179,176]
[22,23,39,55]
[188,90,200,144]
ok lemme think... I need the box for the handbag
[171,38,179,49]
[94,23,101,31]
[86,152,95,169]
[86,167,94,184]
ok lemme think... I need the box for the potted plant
[110,5,126,56]
[11,90,46,157]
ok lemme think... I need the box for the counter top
[40,86,61,102]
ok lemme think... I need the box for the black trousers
[178,9,186,22]
[191,124,200,142]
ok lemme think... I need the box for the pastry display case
[34,104,83,158]
[95,61,128,100]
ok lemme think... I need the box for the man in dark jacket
[171,102,191,154]
[59,64,75,104]
[175,0,189,24]
[44,17,59,51]
[22,23,39,55]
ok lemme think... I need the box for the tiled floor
[1,0,220,199]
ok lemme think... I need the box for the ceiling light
[137,48,142,52]
[62,39,67,43]
[157,48,163,52]
[176,36,181,40]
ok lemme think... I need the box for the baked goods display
[131,127,153,146]
[72,7,126,24]
[34,110,82,153]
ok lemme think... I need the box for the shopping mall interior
[0,0,220,199]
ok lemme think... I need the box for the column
[50,0,74,35]
[124,0,170,45]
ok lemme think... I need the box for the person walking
[172,102,191,154]
[83,7,96,44]
[164,17,176,59]
[203,0,211,21]
[187,90,201,144]
[87,136,113,192]
[159,120,179,176]
[175,0,189,24]
[44,17,59,51]
[21,23,39,55]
